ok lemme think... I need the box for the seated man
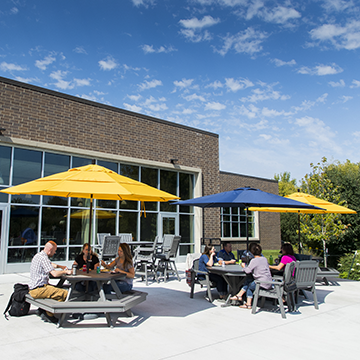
[218,241,236,265]
[21,222,37,245]
[29,241,72,324]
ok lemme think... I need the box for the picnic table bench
[26,290,147,328]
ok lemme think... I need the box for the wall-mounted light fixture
[170,158,178,165]
[0,128,6,135]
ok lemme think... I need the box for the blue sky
[1,0,359,184]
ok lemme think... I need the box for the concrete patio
[1,263,359,360]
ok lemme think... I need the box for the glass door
[159,213,180,260]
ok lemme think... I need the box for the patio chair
[134,236,159,286]
[119,233,132,243]
[189,258,216,303]
[251,261,296,319]
[100,235,121,262]
[294,260,319,309]
[94,233,111,254]
[155,235,181,283]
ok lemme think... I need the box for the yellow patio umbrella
[249,192,356,258]
[1,164,179,270]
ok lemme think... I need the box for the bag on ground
[4,283,30,319]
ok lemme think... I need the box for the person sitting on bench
[29,241,72,324]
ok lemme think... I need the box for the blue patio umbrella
[171,187,324,252]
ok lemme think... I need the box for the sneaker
[40,312,58,324]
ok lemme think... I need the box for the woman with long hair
[269,243,296,272]
[102,243,135,293]
[73,243,99,292]
[198,245,228,299]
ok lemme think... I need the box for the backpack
[4,283,30,319]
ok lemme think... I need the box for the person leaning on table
[29,241,72,324]
[101,243,135,293]
[198,245,228,299]
[217,241,236,265]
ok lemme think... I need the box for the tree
[274,172,299,246]
[300,157,349,267]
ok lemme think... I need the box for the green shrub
[338,251,360,281]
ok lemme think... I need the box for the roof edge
[220,170,277,183]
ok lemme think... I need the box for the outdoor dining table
[207,264,247,306]
[58,270,127,301]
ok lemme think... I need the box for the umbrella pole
[245,208,249,253]
[87,196,93,273]
[298,213,301,254]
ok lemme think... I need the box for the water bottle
[269,255,273,265]
[72,264,77,275]
[96,265,100,274]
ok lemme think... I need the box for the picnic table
[26,270,147,328]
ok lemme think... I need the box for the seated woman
[101,243,135,293]
[73,243,99,292]
[198,245,227,299]
[230,244,272,309]
[269,243,296,274]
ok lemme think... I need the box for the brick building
[0,76,280,274]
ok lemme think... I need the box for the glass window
[72,157,92,168]
[8,248,37,263]
[140,167,158,211]
[95,209,116,236]
[160,170,177,212]
[179,214,194,255]
[11,148,42,204]
[221,208,255,238]
[44,153,70,177]
[119,164,139,210]
[0,192,8,203]
[40,207,67,246]
[0,145,11,185]
[140,212,157,241]
[97,160,118,172]
[179,173,194,213]
[69,209,91,245]
[119,211,137,240]
[9,206,39,246]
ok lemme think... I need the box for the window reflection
[9,206,39,246]
[140,212,157,241]
[119,211,137,240]
[180,214,194,256]
[8,247,37,263]
[140,167,158,211]
[40,207,67,245]
[179,173,194,213]
[160,170,177,212]
[0,145,11,185]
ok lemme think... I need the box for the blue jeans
[242,279,256,299]
[103,280,132,294]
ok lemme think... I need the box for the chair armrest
[255,279,283,286]
[194,269,209,276]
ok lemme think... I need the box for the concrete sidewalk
[1,264,359,360]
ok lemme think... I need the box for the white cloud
[297,63,343,76]
[309,20,360,50]
[127,94,142,101]
[35,55,56,70]
[215,27,268,56]
[240,83,290,103]
[14,76,38,84]
[272,58,296,67]
[261,6,301,24]
[73,46,87,54]
[184,93,207,102]
[141,44,177,54]
[98,56,118,71]
[206,80,223,89]
[225,78,254,92]
[0,62,27,72]
[339,95,353,103]
[179,16,220,42]
[322,0,355,12]
[179,15,220,29]
[49,70,91,90]
[350,79,360,88]
[294,116,341,152]
[138,79,163,91]
[10,7,19,15]
[147,103,168,111]
[123,103,142,112]
[173,78,194,89]
[328,79,345,87]
[292,93,328,112]
[131,0,155,7]
[205,102,226,110]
